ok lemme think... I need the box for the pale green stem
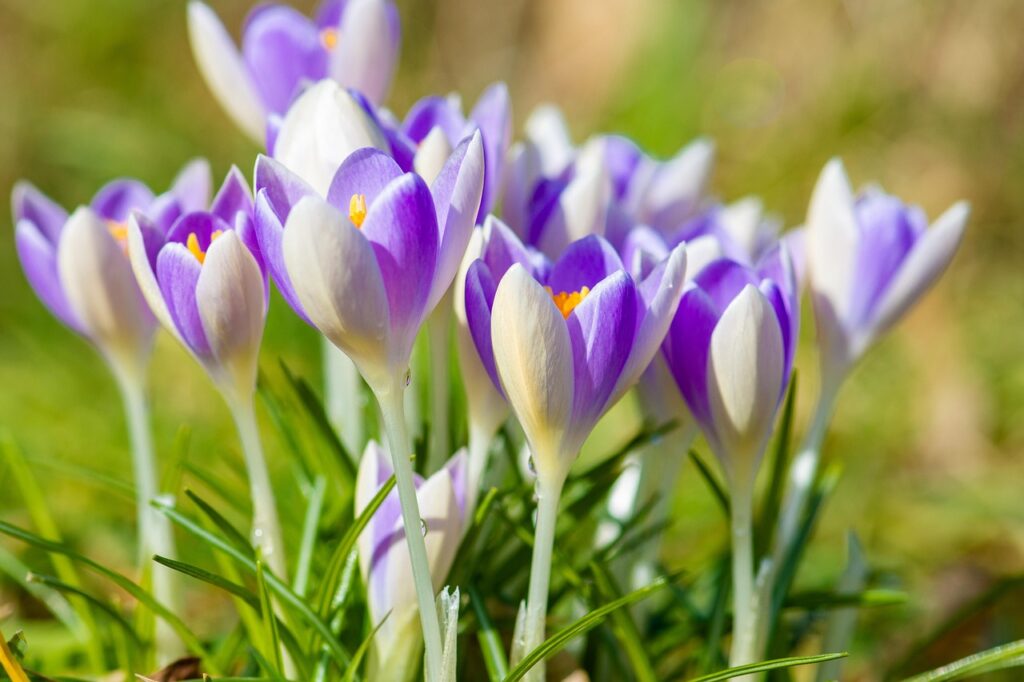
[522,470,566,682]
[427,304,452,471]
[466,421,495,518]
[226,396,287,580]
[113,368,182,662]
[323,337,365,458]
[729,474,758,668]
[375,381,444,682]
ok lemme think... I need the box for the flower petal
[156,243,211,357]
[170,158,213,214]
[91,179,155,223]
[537,142,610,258]
[491,264,575,483]
[209,166,254,225]
[196,230,267,398]
[463,259,501,393]
[12,181,67,244]
[806,158,860,332]
[187,0,267,143]
[332,0,400,106]
[403,96,466,144]
[547,234,624,294]
[241,4,326,115]
[15,219,83,333]
[128,214,178,339]
[524,104,574,176]
[469,82,512,219]
[325,147,404,212]
[282,195,391,382]
[480,215,537,280]
[636,137,714,230]
[427,131,485,313]
[662,286,718,429]
[706,284,785,476]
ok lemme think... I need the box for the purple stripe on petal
[242,5,328,115]
[12,182,67,244]
[15,220,83,334]
[662,287,719,428]
[565,271,637,427]
[525,176,569,246]
[464,260,502,394]
[92,179,155,223]
[156,243,211,356]
[360,173,438,344]
[326,148,404,216]
[403,96,466,145]
[210,167,254,225]
[547,235,625,294]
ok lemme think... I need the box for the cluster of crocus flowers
[188,0,400,143]
[356,442,468,682]
[11,161,213,661]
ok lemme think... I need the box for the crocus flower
[188,0,400,143]
[398,84,512,217]
[807,158,969,389]
[12,161,210,375]
[280,135,484,393]
[356,441,467,682]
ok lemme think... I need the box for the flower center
[320,28,339,51]
[349,193,367,229]
[106,220,130,255]
[545,285,590,318]
[186,230,223,265]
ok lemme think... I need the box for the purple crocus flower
[188,0,400,143]
[127,167,267,400]
[278,135,484,392]
[356,441,467,681]
[807,159,969,387]
[471,234,687,486]
[661,250,799,477]
[12,160,211,375]
[396,84,511,221]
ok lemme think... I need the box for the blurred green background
[2,0,1024,677]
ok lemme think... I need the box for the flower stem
[521,472,566,682]
[375,381,444,682]
[427,305,452,471]
[466,421,495,517]
[114,369,182,662]
[323,336,365,458]
[227,396,287,580]
[729,476,758,668]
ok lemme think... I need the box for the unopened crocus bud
[807,158,969,389]
[356,442,467,682]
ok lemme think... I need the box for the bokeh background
[2,0,1024,678]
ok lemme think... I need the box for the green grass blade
[152,499,352,668]
[756,374,798,550]
[153,555,260,610]
[294,475,327,598]
[589,562,659,682]
[901,638,1024,681]
[467,584,509,682]
[688,450,730,518]
[685,652,847,681]
[0,519,217,673]
[255,550,284,675]
[339,616,388,682]
[25,573,144,649]
[250,646,288,682]
[185,488,253,555]
[502,576,673,682]
[784,588,907,610]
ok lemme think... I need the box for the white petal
[274,80,387,196]
[196,231,266,400]
[864,201,969,347]
[415,126,454,186]
[187,1,266,143]
[127,215,179,342]
[537,141,610,258]
[170,158,213,212]
[638,137,715,226]
[332,0,398,106]
[685,234,725,281]
[354,440,388,584]
[807,158,859,332]
[501,141,541,235]
[706,285,784,480]
[491,265,574,484]
[282,195,392,386]
[720,196,766,260]
[524,104,574,175]
[58,207,155,371]
[427,131,485,314]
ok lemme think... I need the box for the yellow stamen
[186,230,223,265]
[349,193,368,228]
[106,220,130,255]
[545,285,590,319]
[320,28,339,50]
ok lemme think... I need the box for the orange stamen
[545,285,591,319]
[186,230,223,265]
[349,193,368,228]
[320,28,339,50]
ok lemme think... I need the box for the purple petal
[525,175,570,246]
[547,235,625,294]
[464,260,502,393]
[759,279,796,389]
[15,220,83,334]
[661,287,719,428]
[565,271,637,428]
[166,212,234,249]
[481,215,536,280]
[233,211,266,279]
[255,189,310,322]
[210,167,254,224]
[848,192,924,326]
[315,0,347,28]
[242,5,328,115]
[91,179,155,223]
[602,135,644,199]
[147,194,184,234]
[255,154,318,217]
[620,225,670,281]
[403,96,466,145]
[360,173,438,344]
[170,159,212,213]
[326,147,404,216]
[12,182,67,244]
[156,243,211,356]
[692,259,759,314]
[469,82,512,220]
